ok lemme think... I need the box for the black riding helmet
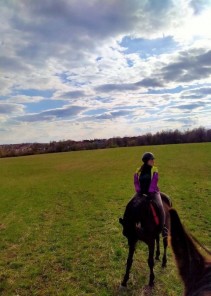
[142,152,155,163]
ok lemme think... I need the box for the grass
[0,143,210,295]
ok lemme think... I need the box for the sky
[1,0,211,144]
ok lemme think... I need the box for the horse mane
[169,209,211,296]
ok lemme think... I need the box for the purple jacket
[134,166,159,193]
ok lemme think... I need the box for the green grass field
[0,143,210,296]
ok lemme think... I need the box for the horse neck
[170,209,211,295]
[185,265,211,296]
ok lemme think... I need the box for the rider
[134,152,165,233]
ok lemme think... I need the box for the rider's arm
[149,166,159,193]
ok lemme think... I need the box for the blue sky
[0,0,211,144]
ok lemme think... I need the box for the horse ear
[169,209,205,287]
[119,218,124,225]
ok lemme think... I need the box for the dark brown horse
[119,192,172,288]
[169,209,211,296]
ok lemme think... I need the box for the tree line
[0,127,210,158]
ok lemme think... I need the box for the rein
[190,234,211,257]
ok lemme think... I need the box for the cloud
[94,109,132,120]
[174,102,206,110]
[0,103,24,114]
[14,105,86,122]
[197,87,211,95]
[136,78,163,88]
[0,56,28,73]
[95,78,163,92]
[6,96,48,104]
[11,0,174,42]
[59,91,86,99]
[95,83,135,93]
[164,116,198,125]
[190,0,210,15]
[1,0,199,70]
[180,87,211,99]
[161,49,211,83]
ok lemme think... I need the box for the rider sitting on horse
[134,152,165,234]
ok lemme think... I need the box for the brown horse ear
[119,218,124,225]
[169,209,205,287]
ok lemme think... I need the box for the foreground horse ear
[119,218,124,225]
[169,209,205,286]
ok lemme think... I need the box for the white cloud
[0,103,24,115]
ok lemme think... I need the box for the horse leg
[155,234,160,260]
[121,241,136,287]
[162,236,168,268]
[148,239,155,286]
